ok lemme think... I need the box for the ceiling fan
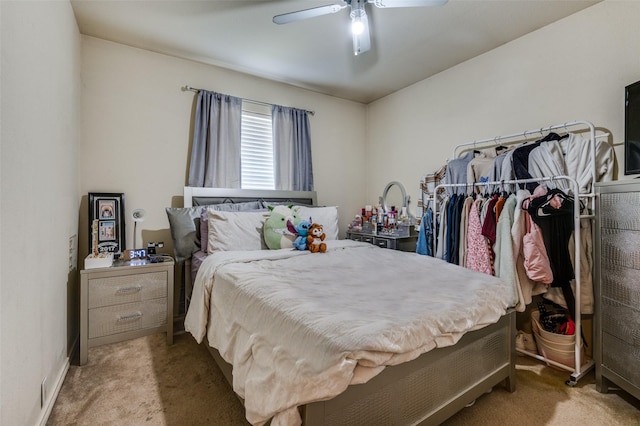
[273,0,448,56]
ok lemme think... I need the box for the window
[241,105,275,190]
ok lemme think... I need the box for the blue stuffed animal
[289,218,312,251]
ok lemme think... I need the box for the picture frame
[88,192,126,256]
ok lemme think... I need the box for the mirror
[381,181,408,214]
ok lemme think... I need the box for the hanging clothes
[528,139,568,191]
[466,198,493,275]
[448,194,466,264]
[511,189,548,312]
[560,133,615,193]
[512,141,543,191]
[435,195,449,260]
[458,195,474,267]
[499,149,518,193]
[494,194,507,223]
[467,148,498,192]
[420,165,446,213]
[527,188,577,320]
[416,207,433,256]
[543,217,595,315]
[444,151,475,195]
[481,194,499,244]
[445,194,458,262]
[488,150,510,185]
[494,193,520,308]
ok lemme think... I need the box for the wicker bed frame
[183,187,516,425]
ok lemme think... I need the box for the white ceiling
[70,0,600,104]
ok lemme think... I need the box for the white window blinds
[241,109,275,190]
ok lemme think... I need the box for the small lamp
[131,208,146,249]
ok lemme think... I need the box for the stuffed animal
[263,205,301,250]
[306,223,327,253]
[290,218,312,251]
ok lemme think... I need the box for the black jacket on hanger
[527,188,577,320]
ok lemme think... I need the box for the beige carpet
[48,333,640,425]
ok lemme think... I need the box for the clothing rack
[425,121,602,386]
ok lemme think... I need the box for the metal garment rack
[427,121,601,385]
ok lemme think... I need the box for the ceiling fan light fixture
[273,0,447,56]
[351,16,364,35]
[350,1,366,35]
[350,2,370,56]
[350,8,367,35]
[352,16,364,34]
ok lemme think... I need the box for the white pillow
[207,209,268,252]
[293,205,339,240]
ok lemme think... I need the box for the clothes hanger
[538,131,563,142]
[500,181,509,198]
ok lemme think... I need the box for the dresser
[80,259,174,365]
[346,230,417,251]
[594,180,640,401]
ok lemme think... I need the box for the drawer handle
[116,285,142,294]
[117,312,143,322]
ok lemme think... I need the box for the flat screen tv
[625,79,640,175]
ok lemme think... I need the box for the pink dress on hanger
[466,199,493,275]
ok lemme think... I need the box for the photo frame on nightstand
[88,192,126,256]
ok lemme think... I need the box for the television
[625,79,640,175]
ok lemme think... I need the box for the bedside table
[80,258,174,365]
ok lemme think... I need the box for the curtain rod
[183,85,315,116]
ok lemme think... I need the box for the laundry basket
[531,310,583,368]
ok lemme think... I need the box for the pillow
[263,204,300,250]
[199,201,264,254]
[166,201,264,261]
[293,205,339,240]
[207,210,268,252]
[166,206,205,263]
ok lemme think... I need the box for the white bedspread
[185,240,512,426]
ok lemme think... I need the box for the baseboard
[37,357,70,426]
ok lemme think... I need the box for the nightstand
[80,258,174,365]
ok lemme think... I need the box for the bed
[171,187,516,426]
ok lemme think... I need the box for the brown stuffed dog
[306,223,327,253]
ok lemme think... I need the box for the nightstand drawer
[88,271,167,308]
[88,298,167,339]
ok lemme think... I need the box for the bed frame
[183,186,516,425]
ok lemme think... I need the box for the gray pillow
[166,201,263,262]
[200,203,266,254]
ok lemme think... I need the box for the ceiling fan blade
[273,4,347,25]
[352,14,371,56]
[368,0,448,8]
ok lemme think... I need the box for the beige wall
[79,37,367,260]
[367,0,640,214]
[3,1,640,424]
[1,2,80,425]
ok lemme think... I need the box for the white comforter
[185,240,512,426]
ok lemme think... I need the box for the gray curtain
[188,90,242,188]
[272,105,314,191]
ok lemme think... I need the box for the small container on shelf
[84,252,114,269]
